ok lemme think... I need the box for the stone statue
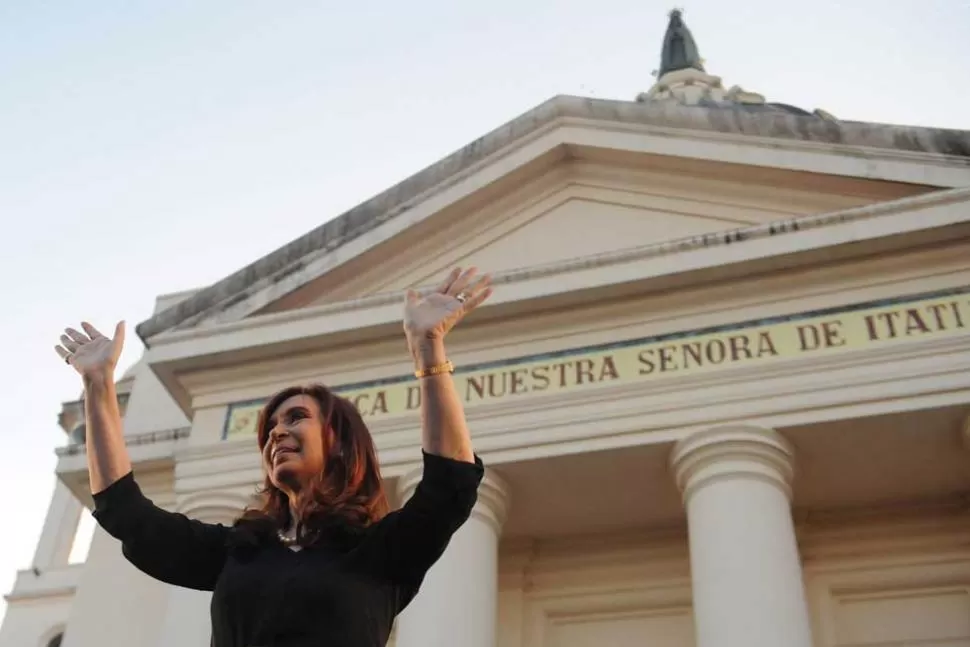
[659,9,705,77]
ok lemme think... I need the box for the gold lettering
[950,301,963,328]
[821,321,846,347]
[487,373,507,398]
[371,391,388,416]
[576,359,597,385]
[554,362,572,387]
[352,393,370,414]
[510,369,528,394]
[876,311,901,338]
[729,334,752,361]
[351,391,388,417]
[682,342,703,369]
[756,331,779,357]
[229,294,970,435]
[406,385,421,410]
[797,320,844,350]
[927,303,949,330]
[638,349,657,375]
[706,339,727,363]
[658,345,676,372]
[531,366,551,391]
[796,324,820,350]
[904,308,930,335]
[466,376,486,401]
[599,356,619,381]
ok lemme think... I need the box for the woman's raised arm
[55,321,229,591]
[367,270,491,591]
[56,321,132,492]
[403,267,492,462]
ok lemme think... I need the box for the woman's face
[262,394,328,491]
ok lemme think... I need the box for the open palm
[404,267,492,342]
[54,321,126,378]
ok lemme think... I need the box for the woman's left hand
[404,267,492,352]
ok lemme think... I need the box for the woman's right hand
[54,321,126,379]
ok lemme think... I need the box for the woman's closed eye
[285,409,308,425]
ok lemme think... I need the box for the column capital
[670,424,796,504]
[177,490,251,525]
[397,462,510,534]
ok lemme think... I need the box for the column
[670,425,814,647]
[32,479,83,569]
[393,467,510,647]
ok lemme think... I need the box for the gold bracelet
[414,360,455,379]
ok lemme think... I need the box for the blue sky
[0,0,966,623]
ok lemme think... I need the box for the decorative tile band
[222,286,970,439]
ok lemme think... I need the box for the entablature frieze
[166,330,970,483]
[210,282,970,464]
[55,292,970,490]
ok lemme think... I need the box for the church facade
[4,12,970,647]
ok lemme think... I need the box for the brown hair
[235,384,390,546]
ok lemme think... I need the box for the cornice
[145,186,970,354]
[54,426,191,457]
[4,585,75,603]
[562,113,970,169]
[4,564,82,603]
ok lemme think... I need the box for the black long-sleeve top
[92,452,484,647]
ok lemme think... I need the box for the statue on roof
[658,9,705,78]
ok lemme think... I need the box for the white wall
[121,290,197,436]
[61,528,170,647]
[0,595,71,647]
[498,531,695,647]
[121,361,189,436]
[498,508,970,647]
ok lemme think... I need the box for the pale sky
[0,0,966,624]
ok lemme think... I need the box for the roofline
[136,94,970,343]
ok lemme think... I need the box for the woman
[54,267,493,647]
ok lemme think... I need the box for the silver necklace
[277,529,298,547]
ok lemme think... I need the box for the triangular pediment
[259,158,931,310]
[136,96,961,341]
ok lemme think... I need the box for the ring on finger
[456,292,468,304]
